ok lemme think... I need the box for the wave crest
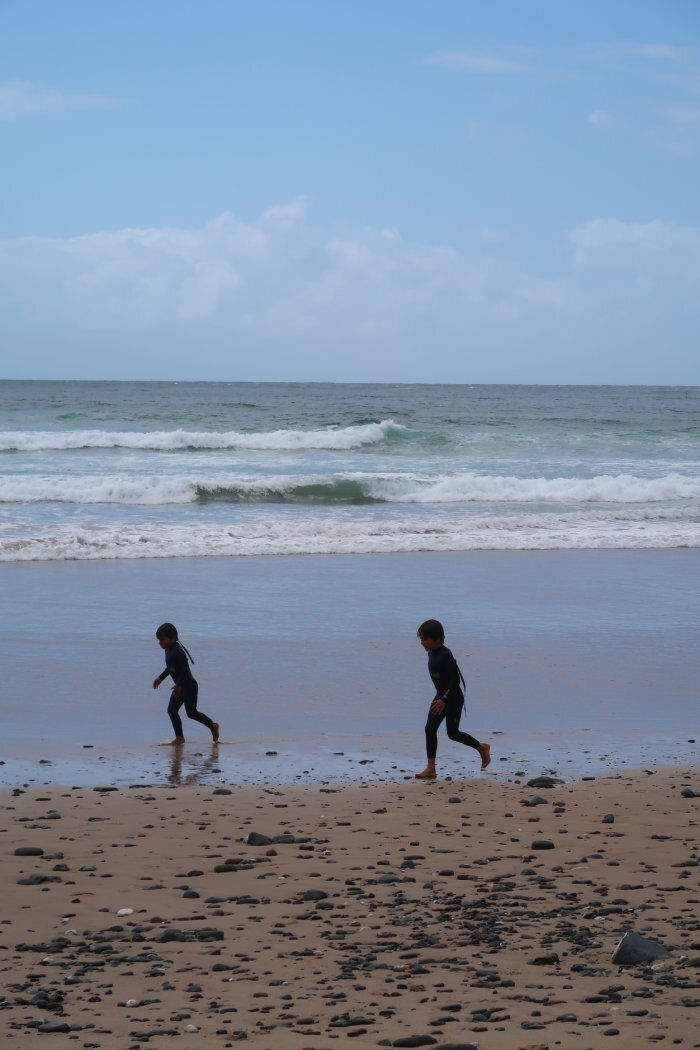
[0,419,403,452]
[2,509,698,562]
[0,471,697,506]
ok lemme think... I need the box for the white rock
[183,1024,199,1032]
[126,999,139,1007]
[117,907,134,916]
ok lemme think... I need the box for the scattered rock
[612,931,671,965]
[246,831,273,846]
[526,776,564,788]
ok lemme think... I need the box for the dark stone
[526,776,564,788]
[17,874,62,885]
[531,840,555,850]
[156,928,188,943]
[246,832,273,846]
[195,929,224,941]
[14,847,44,857]
[391,1037,438,1048]
[432,1045,477,1050]
[612,931,670,965]
[681,788,697,799]
[301,889,328,901]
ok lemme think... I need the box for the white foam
[0,476,198,504]
[0,419,402,452]
[1,509,698,561]
[372,471,700,503]
[1,470,698,506]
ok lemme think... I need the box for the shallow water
[2,549,697,786]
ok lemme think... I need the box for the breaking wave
[2,507,698,562]
[0,419,404,452]
[1,471,698,506]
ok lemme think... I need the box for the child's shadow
[166,744,220,786]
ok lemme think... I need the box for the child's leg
[416,707,445,778]
[183,688,219,741]
[167,696,185,743]
[445,701,491,769]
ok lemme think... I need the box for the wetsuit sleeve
[156,647,187,685]
[439,650,461,702]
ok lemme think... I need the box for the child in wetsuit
[415,618,490,779]
[152,623,220,746]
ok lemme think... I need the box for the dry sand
[1,767,698,1049]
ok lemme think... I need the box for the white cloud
[1,208,698,382]
[632,44,680,60]
[588,109,612,126]
[425,50,540,75]
[663,106,700,125]
[263,197,309,222]
[571,219,700,291]
[478,227,509,244]
[0,80,120,121]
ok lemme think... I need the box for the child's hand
[152,678,160,690]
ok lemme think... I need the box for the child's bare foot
[478,742,491,770]
[211,723,220,743]
[415,767,437,780]
[168,737,186,746]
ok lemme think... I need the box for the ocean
[1,381,698,786]
[1,381,698,562]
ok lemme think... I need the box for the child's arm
[429,650,461,714]
[152,666,171,690]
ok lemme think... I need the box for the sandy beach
[2,766,698,1049]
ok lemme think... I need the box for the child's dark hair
[156,622,178,640]
[417,619,445,643]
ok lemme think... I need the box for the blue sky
[1,0,699,383]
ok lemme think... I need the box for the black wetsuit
[157,641,214,738]
[424,645,480,760]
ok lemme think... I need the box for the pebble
[246,831,273,845]
[526,776,564,788]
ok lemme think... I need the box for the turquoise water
[1,381,698,560]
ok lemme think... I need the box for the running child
[415,618,490,779]
[152,623,220,746]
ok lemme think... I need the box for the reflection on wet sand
[165,743,221,786]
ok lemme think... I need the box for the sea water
[1,382,698,786]
[1,381,698,561]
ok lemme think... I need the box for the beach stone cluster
[2,768,698,1046]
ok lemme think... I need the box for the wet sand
[2,766,698,1049]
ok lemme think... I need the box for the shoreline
[2,766,698,1049]
[1,728,698,791]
